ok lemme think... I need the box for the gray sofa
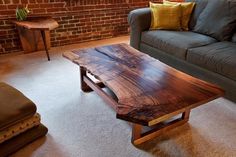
[128,0,236,102]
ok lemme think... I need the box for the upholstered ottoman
[0,82,48,156]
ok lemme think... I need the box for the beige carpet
[1,36,236,157]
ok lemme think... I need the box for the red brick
[63,23,75,28]
[61,16,72,20]
[7,30,17,35]
[53,3,65,8]
[0,31,7,36]
[0,5,7,9]
[71,6,84,11]
[7,4,20,9]
[28,4,40,8]
[4,47,20,52]
[79,18,88,23]
[0,10,15,15]
[0,0,164,54]
[3,0,11,4]
[56,28,67,32]
[21,0,28,4]
[12,0,19,3]
[32,8,46,14]
[4,20,14,25]
[47,7,66,12]
[56,36,68,40]
[101,17,110,20]
[29,0,36,3]
[40,3,54,8]
[69,19,80,23]
[91,17,101,21]
[58,20,68,25]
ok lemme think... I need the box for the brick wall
[0,0,182,54]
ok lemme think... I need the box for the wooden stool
[13,17,59,61]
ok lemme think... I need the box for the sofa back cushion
[185,0,208,30]
[193,0,236,41]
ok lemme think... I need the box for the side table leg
[41,30,50,61]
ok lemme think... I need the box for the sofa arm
[128,8,151,50]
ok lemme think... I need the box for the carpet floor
[0,36,236,157]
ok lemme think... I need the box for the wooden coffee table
[63,43,224,145]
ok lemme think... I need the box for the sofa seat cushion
[141,30,217,59]
[0,83,36,131]
[187,42,236,81]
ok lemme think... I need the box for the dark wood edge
[148,93,223,126]
[80,65,224,126]
[21,26,50,30]
[116,114,149,126]
[118,93,224,126]
[132,118,189,145]
[12,17,59,30]
[131,110,190,145]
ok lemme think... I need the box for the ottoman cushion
[0,124,48,157]
[0,83,36,131]
[0,113,41,143]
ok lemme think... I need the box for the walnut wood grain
[63,43,224,126]
[13,17,59,60]
[16,27,51,53]
[13,17,59,30]
[132,110,190,145]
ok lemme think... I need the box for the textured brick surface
[0,0,183,54]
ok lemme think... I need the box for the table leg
[182,109,190,120]
[41,30,50,61]
[80,67,92,92]
[131,109,191,145]
[132,124,142,142]
[79,67,107,92]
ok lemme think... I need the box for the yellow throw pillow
[149,2,182,30]
[163,0,195,31]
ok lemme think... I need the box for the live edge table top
[63,43,224,126]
